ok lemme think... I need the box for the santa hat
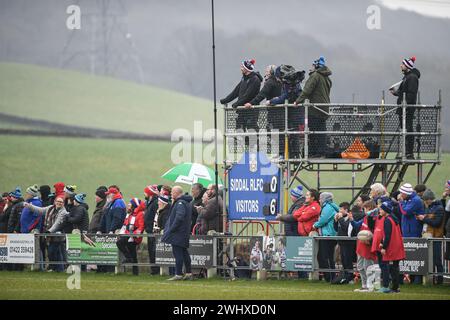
[242,59,256,72]
[402,56,416,70]
[144,184,159,197]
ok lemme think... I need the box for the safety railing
[2,233,449,282]
[223,98,442,163]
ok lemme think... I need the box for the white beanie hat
[399,183,414,195]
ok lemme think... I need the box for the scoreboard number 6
[270,198,277,215]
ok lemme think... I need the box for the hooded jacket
[121,202,146,244]
[161,194,193,248]
[295,66,332,116]
[395,68,420,105]
[101,194,126,233]
[422,200,445,238]
[399,192,424,237]
[20,197,43,233]
[89,198,106,233]
[7,198,24,233]
[67,203,89,232]
[220,72,263,107]
[249,75,282,105]
[293,200,321,236]
[313,200,339,236]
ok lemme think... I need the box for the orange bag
[341,138,370,159]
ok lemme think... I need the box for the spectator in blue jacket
[314,192,339,282]
[20,185,43,233]
[398,183,424,237]
[162,186,193,281]
[101,186,127,234]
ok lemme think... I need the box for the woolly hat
[158,191,170,204]
[39,185,51,199]
[319,192,333,203]
[64,185,77,196]
[54,182,65,198]
[402,56,416,70]
[130,197,142,209]
[144,184,159,197]
[242,59,256,72]
[399,183,414,196]
[380,201,393,214]
[422,189,436,201]
[9,186,22,199]
[313,56,326,68]
[26,184,39,197]
[74,193,87,204]
[95,186,108,199]
[290,185,303,198]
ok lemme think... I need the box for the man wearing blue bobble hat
[276,185,305,236]
[295,56,332,157]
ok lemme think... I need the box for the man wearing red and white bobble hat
[390,56,421,159]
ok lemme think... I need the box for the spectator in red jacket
[372,202,406,293]
[116,198,145,276]
[292,189,321,236]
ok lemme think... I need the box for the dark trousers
[399,108,415,156]
[117,237,139,275]
[309,115,327,156]
[172,245,192,276]
[433,241,444,284]
[47,242,64,272]
[377,252,400,290]
[236,108,259,132]
[147,236,159,275]
[339,241,356,281]
[317,239,337,282]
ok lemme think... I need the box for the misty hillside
[0,0,449,148]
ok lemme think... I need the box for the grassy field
[0,271,448,300]
[0,135,449,212]
[0,63,219,136]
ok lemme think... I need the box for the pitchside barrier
[1,233,449,283]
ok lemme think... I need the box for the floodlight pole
[211,0,220,229]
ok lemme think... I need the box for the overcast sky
[379,0,450,19]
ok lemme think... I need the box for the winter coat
[220,72,263,108]
[295,66,332,117]
[89,198,106,233]
[0,201,9,233]
[249,75,282,105]
[196,195,223,235]
[121,202,145,244]
[422,200,445,238]
[372,214,405,262]
[399,192,424,237]
[20,197,43,233]
[394,68,420,105]
[293,200,321,236]
[67,204,89,232]
[191,190,206,231]
[154,204,171,233]
[144,196,158,234]
[101,195,126,233]
[7,198,24,233]
[269,81,302,105]
[313,201,339,236]
[279,197,305,236]
[356,215,377,261]
[161,194,193,248]
[28,204,68,241]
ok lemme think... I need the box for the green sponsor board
[285,237,314,271]
[66,234,118,265]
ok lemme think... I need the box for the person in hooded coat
[390,56,421,159]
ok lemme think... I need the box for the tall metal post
[304,99,310,161]
[402,92,407,160]
[284,101,289,215]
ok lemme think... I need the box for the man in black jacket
[220,59,262,132]
[143,184,160,275]
[390,56,420,159]
[190,183,206,232]
[276,185,305,236]
[68,193,89,232]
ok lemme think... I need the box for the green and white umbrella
[161,162,223,187]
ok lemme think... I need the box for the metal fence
[223,101,441,162]
[3,233,449,283]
